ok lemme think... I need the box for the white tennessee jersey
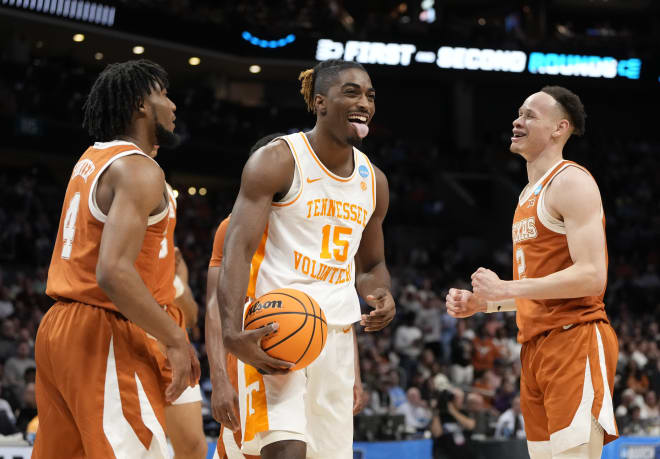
[247,132,377,326]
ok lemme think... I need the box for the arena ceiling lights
[315,38,642,80]
[1,0,115,26]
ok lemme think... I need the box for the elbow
[96,260,126,296]
[586,267,607,296]
[96,260,114,293]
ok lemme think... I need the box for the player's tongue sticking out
[350,122,369,139]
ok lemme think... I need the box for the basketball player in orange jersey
[205,134,367,458]
[34,59,200,458]
[446,86,618,458]
[216,59,395,459]
[150,163,206,459]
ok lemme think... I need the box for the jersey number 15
[320,224,352,262]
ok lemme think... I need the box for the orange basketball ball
[243,288,327,371]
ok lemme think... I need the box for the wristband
[486,298,516,313]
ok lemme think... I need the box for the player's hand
[211,375,240,432]
[445,288,486,318]
[361,288,395,332]
[165,339,201,403]
[471,267,510,301]
[226,324,294,375]
[174,246,189,284]
[353,379,366,415]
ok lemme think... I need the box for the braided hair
[82,59,169,141]
[298,59,367,113]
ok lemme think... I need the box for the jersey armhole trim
[165,182,177,209]
[537,163,593,235]
[272,136,304,207]
[88,150,168,225]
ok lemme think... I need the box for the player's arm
[355,166,395,332]
[472,167,607,301]
[352,326,365,415]
[173,247,199,328]
[205,219,240,431]
[206,263,240,431]
[445,289,515,318]
[217,141,294,374]
[96,156,199,402]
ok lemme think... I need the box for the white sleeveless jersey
[247,132,377,326]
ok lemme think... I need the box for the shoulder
[371,164,389,213]
[104,154,165,201]
[372,164,389,188]
[248,139,294,170]
[551,164,598,190]
[547,164,601,215]
[108,153,163,185]
[240,139,294,195]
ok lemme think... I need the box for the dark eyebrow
[341,82,376,93]
[519,107,536,115]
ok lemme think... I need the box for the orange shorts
[33,302,169,458]
[149,304,186,387]
[147,303,202,406]
[520,320,619,454]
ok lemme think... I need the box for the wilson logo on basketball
[247,300,283,316]
[244,288,328,371]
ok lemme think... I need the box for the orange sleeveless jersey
[209,216,230,268]
[153,184,178,305]
[46,141,169,312]
[512,160,608,343]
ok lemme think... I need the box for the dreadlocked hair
[82,59,169,141]
[298,59,367,113]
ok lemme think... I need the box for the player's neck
[305,128,354,176]
[114,133,154,157]
[525,148,563,185]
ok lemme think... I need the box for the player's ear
[314,94,327,116]
[136,97,148,117]
[553,119,570,138]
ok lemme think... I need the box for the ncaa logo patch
[359,165,369,178]
[534,185,542,195]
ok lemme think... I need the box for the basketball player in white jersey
[446,86,618,458]
[216,60,395,458]
[206,134,367,459]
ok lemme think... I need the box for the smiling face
[317,68,375,147]
[510,91,570,160]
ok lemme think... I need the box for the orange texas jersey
[209,216,230,268]
[153,183,178,306]
[46,140,169,312]
[512,160,609,343]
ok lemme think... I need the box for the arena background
[0,1,659,458]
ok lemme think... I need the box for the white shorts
[216,426,246,459]
[238,325,355,458]
[171,384,202,405]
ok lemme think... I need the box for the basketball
[243,288,327,371]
